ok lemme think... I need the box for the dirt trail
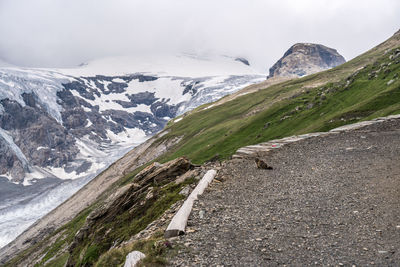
[170,118,400,266]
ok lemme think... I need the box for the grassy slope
[155,33,400,164]
[6,32,400,266]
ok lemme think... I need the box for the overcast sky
[0,0,399,72]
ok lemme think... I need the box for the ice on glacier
[0,68,72,123]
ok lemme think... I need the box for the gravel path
[169,118,400,266]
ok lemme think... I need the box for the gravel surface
[169,118,400,266]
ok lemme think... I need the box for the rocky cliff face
[268,43,346,78]
[0,65,262,184]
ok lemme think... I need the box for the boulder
[124,251,145,267]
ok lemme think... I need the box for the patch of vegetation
[5,207,92,267]
[69,178,196,266]
[96,231,177,267]
[82,244,101,266]
[43,252,69,267]
[40,209,92,265]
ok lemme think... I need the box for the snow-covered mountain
[0,54,264,248]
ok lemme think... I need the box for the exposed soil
[169,118,400,266]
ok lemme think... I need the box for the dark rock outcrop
[67,157,193,266]
[0,95,79,180]
[268,43,346,79]
[0,138,24,179]
[235,57,250,66]
[0,74,179,181]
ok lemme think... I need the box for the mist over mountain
[0,0,399,71]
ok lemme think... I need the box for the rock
[199,210,205,219]
[307,103,315,109]
[124,251,145,267]
[175,169,199,184]
[9,161,26,183]
[387,79,395,85]
[235,57,250,66]
[268,43,346,79]
[182,81,199,96]
[134,162,163,182]
[179,186,190,196]
[91,157,193,221]
[145,187,154,200]
[135,157,194,185]
[126,91,158,106]
[0,138,25,182]
[66,157,194,265]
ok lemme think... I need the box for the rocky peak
[268,43,346,79]
[235,57,250,66]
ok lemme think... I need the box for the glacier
[0,54,265,248]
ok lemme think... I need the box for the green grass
[5,207,92,267]
[96,231,176,267]
[40,209,91,264]
[82,244,101,266]
[155,45,400,164]
[43,253,69,267]
[68,177,196,266]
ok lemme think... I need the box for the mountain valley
[0,54,264,249]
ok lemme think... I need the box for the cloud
[0,0,399,71]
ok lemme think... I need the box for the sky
[0,0,399,72]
